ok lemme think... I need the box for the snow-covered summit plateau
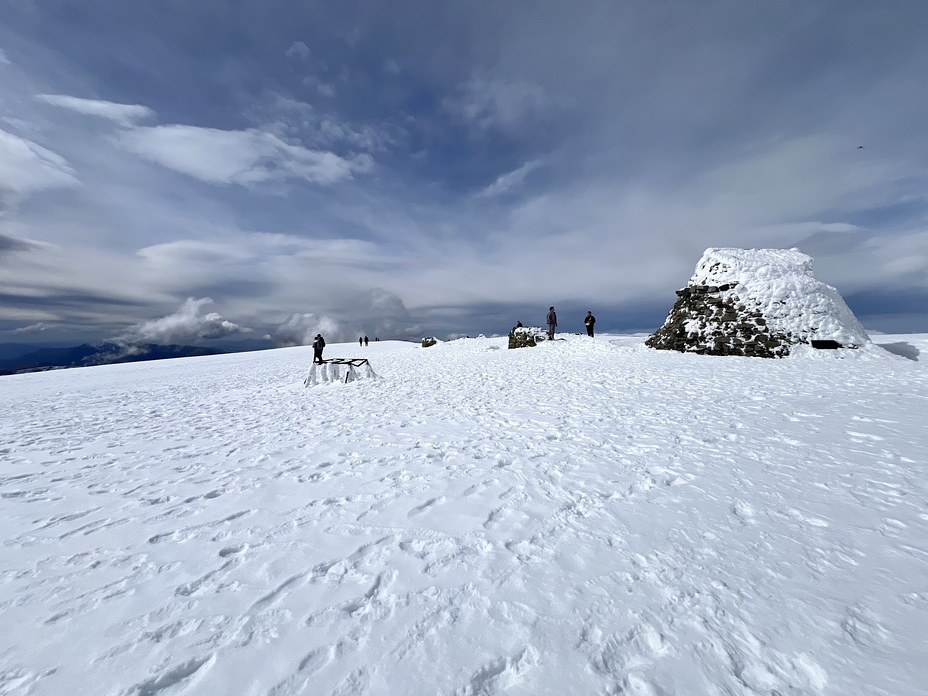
[2,332,927,695]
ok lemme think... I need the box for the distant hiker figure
[364,336,369,346]
[312,334,326,364]
[359,337,363,347]
[584,311,596,337]
[546,306,557,339]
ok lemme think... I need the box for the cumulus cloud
[346,288,422,339]
[269,312,341,347]
[36,94,154,126]
[0,128,77,197]
[118,125,371,186]
[265,289,419,346]
[117,297,251,345]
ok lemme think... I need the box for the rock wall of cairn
[645,282,793,358]
[508,327,541,349]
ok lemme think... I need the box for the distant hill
[0,342,229,375]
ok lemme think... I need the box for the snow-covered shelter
[304,358,377,386]
[646,248,869,358]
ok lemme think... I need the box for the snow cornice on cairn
[646,247,870,358]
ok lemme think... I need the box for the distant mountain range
[0,342,265,376]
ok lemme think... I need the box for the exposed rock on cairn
[421,337,438,348]
[508,326,545,349]
[646,248,869,358]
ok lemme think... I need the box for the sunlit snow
[2,333,927,695]
[689,248,870,347]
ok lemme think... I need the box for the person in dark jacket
[546,306,557,339]
[312,334,326,363]
[364,336,369,346]
[584,311,596,337]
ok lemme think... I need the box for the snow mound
[647,248,869,357]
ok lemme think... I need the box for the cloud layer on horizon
[1,0,926,343]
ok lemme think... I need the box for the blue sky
[1,0,927,346]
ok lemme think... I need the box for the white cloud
[479,160,541,197]
[118,125,370,186]
[286,41,311,60]
[270,312,341,347]
[36,94,154,126]
[0,128,78,197]
[0,48,10,65]
[12,322,53,334]
[118,297,251,345]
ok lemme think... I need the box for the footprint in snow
[407,496,446,518]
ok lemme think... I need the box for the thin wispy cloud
[0,128,77,198]
[445,77,555,132]
[0,232,42,254]
[36,94,154,126]
[118,125,370,187]
[479,160,541,197]
[12,322,52,334]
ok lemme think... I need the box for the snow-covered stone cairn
[646,248,870,358]
[421,337,438,348]
[508,326,546,349]
[304,359,377,387]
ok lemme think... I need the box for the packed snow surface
[2,333,927,695]
[690,248,870,347]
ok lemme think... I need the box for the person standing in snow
[546,306,557,339]
[364,336,369,346]
[584,311,596,337]
[359,336,363,347]
[312,334,326,364]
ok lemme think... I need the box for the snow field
[1,334,927,695]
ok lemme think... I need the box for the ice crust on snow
[692,247,870,347]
